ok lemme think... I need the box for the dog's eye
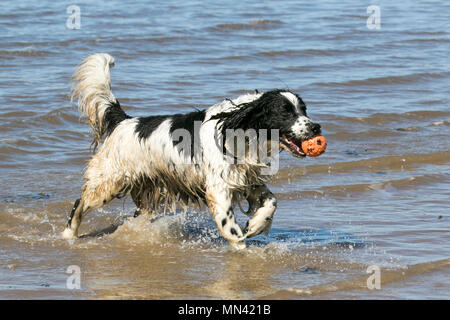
[282,105,294,114]
[281,109,292,117]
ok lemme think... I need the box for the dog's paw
[229,241,246,250]
[243,214,273,239]
[62,228,77,239]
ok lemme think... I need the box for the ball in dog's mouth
[280,135,327,158]
[301,136,327,157]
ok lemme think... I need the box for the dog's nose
[309,123,321,135]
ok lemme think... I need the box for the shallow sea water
[0,0,449,299]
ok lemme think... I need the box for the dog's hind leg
[62,178,130,239]
[62,196,89,239]
[206,189,246,250]
[63,198,81,237]
[242,184,277,239]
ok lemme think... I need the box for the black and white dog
[62,53,322,249]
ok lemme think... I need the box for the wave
[212,19,283,31]
[402,38,450,44]
[275,151,450,180]
[0,49,55,58]
[257,48,351,57]
[315,72,450,87]
[260,258,450,298]
[276,173,448,200]
[320,110,450,125]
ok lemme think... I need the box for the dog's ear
[209,99,262,134]
[210,90,289,133]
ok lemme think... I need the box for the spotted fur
[62,53,322,249]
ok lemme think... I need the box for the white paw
[244,211,273,238]
[62,228,77,239]
[230,241,246,250]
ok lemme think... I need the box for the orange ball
[301,136,327,157]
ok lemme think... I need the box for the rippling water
[0,0,449,299]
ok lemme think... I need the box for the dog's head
[212,90,322,158]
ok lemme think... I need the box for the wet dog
[62,53,322,249]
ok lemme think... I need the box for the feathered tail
[71,53,128,150]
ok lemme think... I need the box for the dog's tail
[71,53,129,150]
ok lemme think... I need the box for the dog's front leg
[243,185,277,238]
[206,189,246,250]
